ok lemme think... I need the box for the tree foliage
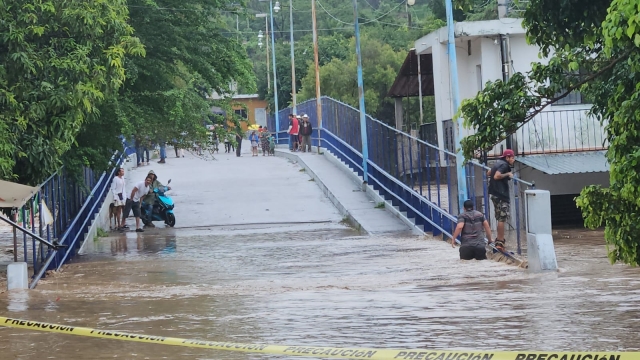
[297,35,404,119]
[0,0,143,184]
[61,0,256,178]
[455,0,640,265]
[235,0,455,116]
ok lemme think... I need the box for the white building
[405,19,609,225]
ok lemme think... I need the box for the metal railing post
[353,0,369,182]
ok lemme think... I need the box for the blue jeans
[142,147,150,163]
[289,134,298,150]
[160,144,166,160]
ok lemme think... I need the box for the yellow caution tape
[1,316,638,360]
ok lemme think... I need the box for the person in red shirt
[288,114,300,152]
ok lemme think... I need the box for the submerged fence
[270,97,534,253]
[3,147,132,288]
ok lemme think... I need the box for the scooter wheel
[165,213,176,227]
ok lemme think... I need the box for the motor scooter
[142,179,175,227]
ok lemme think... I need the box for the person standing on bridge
[110,168,127,230]
[288,114,300,152]
[487,149,516,251]
[249,131,259,156]
[260,126,271,156]
[299,114,313,153]
[451,200,493,260]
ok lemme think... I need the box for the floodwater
[0,226,639,359]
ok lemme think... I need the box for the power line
[127,4,237,12]
[316,0,351,25]
[315,0,408,26]
[222,27,353,35]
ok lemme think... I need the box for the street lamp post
[256,14,270,89]
[444,0,468,211]
[289,0,297,114]
[270,1,280,143]
[353,0,369,182]
[257,1,280,143]
[311,0,322,152]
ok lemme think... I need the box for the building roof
[517,151,609,175]
[415,19,525,54]
[208,93,260,100]
[387,49,435,98]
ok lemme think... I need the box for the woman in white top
[110,168,126,229]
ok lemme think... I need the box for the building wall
[232,98,268,130]
[432,42,450,150]
[517,166,610,195]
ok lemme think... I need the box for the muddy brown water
[0,227,639,359]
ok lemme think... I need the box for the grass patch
[96,228,108,238]
[375,202,385,209]
[308,178,315,182]
[299,168,306,172]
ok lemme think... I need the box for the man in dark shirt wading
[487,149,516,251]
[451,200,493,260]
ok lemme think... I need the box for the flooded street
[0,226,639,359]
[1,151,639,359]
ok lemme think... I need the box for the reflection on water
[0,227,639,359]
[7,290,29,313]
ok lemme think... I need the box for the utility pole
[269,0,280,143]
[445,0,468,211]
[257,14,271,89]
[266,16,270,90]
[289,0,297,114]
[311,0,322,151]
[353,0,369,182]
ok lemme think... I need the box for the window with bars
[234,109,247,119]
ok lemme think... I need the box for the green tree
[236,0,445,113]
[455,0,640,265]
[297,34,404,119]
[85,0,258,167]
[0,0,143,184]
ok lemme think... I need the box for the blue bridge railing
[270,97,534,253]
[5,146,131,288]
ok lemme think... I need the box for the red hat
[502,149,515,158]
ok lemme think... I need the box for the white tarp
[0,180,40,208]
[41,201,53,225]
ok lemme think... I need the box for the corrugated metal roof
[387,49,435,98]
[517,151,609,175]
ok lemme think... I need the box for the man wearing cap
[488,149,516,250]
[451,200,493,260]
[299,114,313,152]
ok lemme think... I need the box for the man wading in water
[488,149,516,251]
[451,200,493,260]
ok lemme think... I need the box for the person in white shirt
[110,168,127,230]
[130,175,152,232]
